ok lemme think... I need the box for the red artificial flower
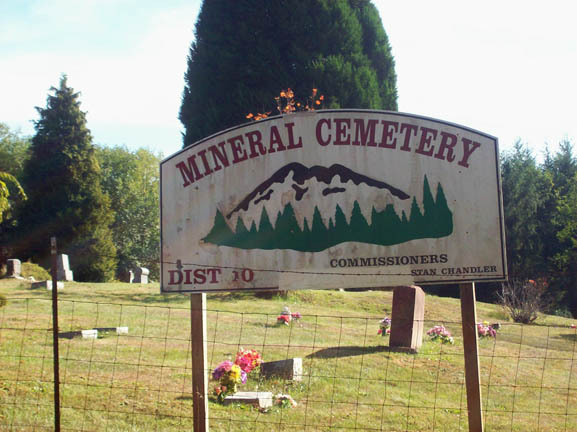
[277,315,290,325]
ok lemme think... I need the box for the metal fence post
[51,237,61,432]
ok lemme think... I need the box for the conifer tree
[422,176,435,218]
[180,0,397,147]
[432,184,453,236]
[16,76,116,281]
[203,209,233,245]
[233,217,250,247]
[408,197,425,235]
[257,207,275,248]
[334,204,349,244]
[275,203,301,249]
[350,201,370,242]
[501,142,550,277]
[310,207,329,251]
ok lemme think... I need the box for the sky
[1,0,575,159]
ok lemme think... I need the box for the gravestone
[81,329,98,339]
[6,259,21,278]
[59,329,98,339]
[119,270,134,283]
[133,267,149,284]
[31,280,64,290]
[260,358,303,381]
[389,285,425,352]
[94,326,129,335]
[223,391,273,409]
[57,254,74,281]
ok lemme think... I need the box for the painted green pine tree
[203,209,233,245]
[371,204,403,244]
[334,204,349,244]
[232,217,250,248]
[422,176,435,218]
[432,183,453,236]
[274,203,302,250]
[257,207,275,249]
[309,207,330,252]
[408,197,425,237]
[202,177,453,251]
[350,201,370,243]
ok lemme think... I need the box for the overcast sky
[1,0,575,159]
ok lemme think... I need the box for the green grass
[1,278,577,431]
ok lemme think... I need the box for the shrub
[552,306,573,318]
[21,261,51,281]
[498,278,547,324]
[0,294,6,308]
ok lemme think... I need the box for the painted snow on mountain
[227,162,409,217]
[225,163,410,229]
[202,163,453,252]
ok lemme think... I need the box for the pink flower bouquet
[426,325,454,344]
[477,322,497,338]
[378,317,391,336]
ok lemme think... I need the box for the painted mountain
[202,163,453,252]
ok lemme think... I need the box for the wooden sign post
[190,294,209,432]
[460,283,484,432]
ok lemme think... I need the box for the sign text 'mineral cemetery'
[161,110,506,293]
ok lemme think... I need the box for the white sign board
[161,110,506,293]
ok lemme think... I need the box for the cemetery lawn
[1,278,577,431]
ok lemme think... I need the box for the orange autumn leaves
[246,88,324,121]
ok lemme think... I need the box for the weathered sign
[160,110,506,293]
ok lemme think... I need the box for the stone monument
[133,267,149,284]
[223,391,273,409]
[6,259,22,278]
[32,280,64,290]
[57,254,74,281]
[260,358,303,381]
[389,285,425,352]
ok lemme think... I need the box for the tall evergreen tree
[555,172,577,315]
[544,140,577,197]
[15,76,116,281]
[500,142,551,278]
[180,0,397,147]
[543,141,577,314]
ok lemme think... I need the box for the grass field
[1,278,577,431]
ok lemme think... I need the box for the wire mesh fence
[2,297,577,431]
